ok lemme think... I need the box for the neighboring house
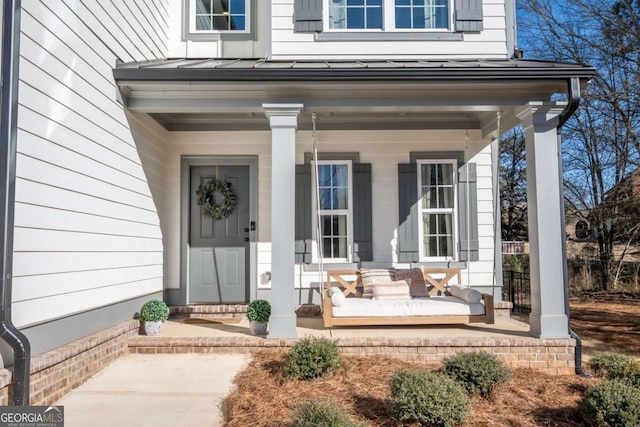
[1,0,595,373]
[565,207,595,241]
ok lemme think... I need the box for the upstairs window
[326,0,451,31]
[295,0,483,36]
[329,0,383,29]
[195,0,247,31]
[395,0,450,29]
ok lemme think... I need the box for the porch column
[263,103,303,339]
[519,103,569,338]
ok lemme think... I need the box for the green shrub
[578,380,640,427]
[441,351,511,397]
[292,399,358,427]
[590,352,632,378]
[389,369,470,427]
[139,299,169,322]
[589,352,640,386]
[246,299,271,322]
[284,337,341,380]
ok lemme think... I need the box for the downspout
[557,77,591,378]
[0,0,31,404]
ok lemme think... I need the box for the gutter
[557,77,591,378]
[0,0,31,404]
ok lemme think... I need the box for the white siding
[13,0,169,327]
[127,112,171,291]
[271,0,509,60]
[165,129,496,294]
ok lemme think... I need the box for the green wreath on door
[195,179,237,219]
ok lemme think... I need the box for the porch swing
[311,113,499,328]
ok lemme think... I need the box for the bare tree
[519,0,640,290]
[500,127,528,241]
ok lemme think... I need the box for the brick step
[169,304,322,319]
[170,304,247,319]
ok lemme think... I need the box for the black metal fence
[502,269,531,314]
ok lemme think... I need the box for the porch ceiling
[114,59,596,136]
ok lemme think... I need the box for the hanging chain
[464,116,470,151]
[491,110,502,298]
[464,117,471,287]
[311,113,325,304]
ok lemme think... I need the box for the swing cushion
[395,268,430,297]
[331,291,346,307]
[448,284,483,304]
[360,268,396,298]
[371,279,412,301]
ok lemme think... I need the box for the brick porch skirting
[0,319,139,406]
[0,320,576,405]
[129,335,576,376]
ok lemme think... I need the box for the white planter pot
[249,321,268,336]
[144,320,163,336]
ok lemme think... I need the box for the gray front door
[189,165,250,303]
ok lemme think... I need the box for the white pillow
[328,287,342,297]
[371,279,412,300]
[448,284,482,304]
[331,291,346,307]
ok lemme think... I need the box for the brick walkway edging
[0,319,139,406]
[129,335,576,376]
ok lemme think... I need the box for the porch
[114,58,597,341]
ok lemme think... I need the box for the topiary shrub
[139,299,169,322]
[389,369,470,427]
[284,337,341,380]
[589,352,640,387]
[441,351,511,397]
[246,299,271,322]
[292,398,358,427]
[578,380,640,427]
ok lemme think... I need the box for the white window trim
[417,159,458,262]
[311,160,354,264]
[323,0,453,32]
[187,0,251,36]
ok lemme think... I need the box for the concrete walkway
[55,353,250,427]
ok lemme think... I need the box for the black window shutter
[295,164,312,263]
[458,162,479,261]
[397,163,419,262]
[294,0,323,32]
[454,0,484,32]
[353,164,372,262]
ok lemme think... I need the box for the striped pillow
[360,268,396,298]
[371,279,412,300]
[395,268,430,298]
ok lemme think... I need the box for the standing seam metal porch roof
[114,58,596,82]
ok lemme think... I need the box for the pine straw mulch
[223,351,592,427]
[570,291,640,356]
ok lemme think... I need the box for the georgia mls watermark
[0,406,64,427]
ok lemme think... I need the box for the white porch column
[519,103,569,338]
[263,103,303,339]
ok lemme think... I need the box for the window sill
[303,263,359,272]
[184,32,256,41]
[410,261,468,269]
[315,32,463,42]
